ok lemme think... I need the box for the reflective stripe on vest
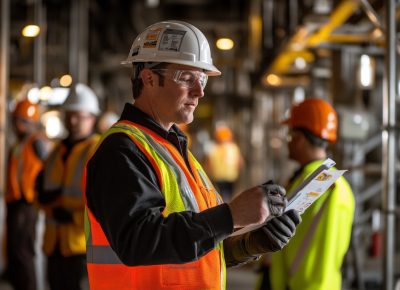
[85,121,226,290]
[289,190,331,276]
[115,122,200,212]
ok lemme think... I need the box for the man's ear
[140,69,154,86]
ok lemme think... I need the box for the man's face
[65,111,96,141]
[146,64,206,128]
[12,117,36,139]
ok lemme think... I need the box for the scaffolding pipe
[382,0,396,289]
[0,0,9,197]
[34,0,46,87]
[69,0,89,84]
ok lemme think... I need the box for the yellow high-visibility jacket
[270,159,355,290]
[42,134,100,256]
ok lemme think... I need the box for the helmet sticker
[143,28,162,48]
[159,29,186,52]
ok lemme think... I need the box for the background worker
[37,83,100,290]
[204,125,244,201]
[5,99,49,290]
[258,98,355,290]
[84,20,301,290]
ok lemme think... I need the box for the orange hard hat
[13,99,40,122]
[281,98,338,143]
[215,126,233,142]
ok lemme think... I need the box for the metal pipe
[0,0,9,197]
[360,0,383,31]
[382,0,396,289]
[69,0,89,84]
[33,0,46,87]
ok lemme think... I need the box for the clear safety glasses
[151,69,208,89]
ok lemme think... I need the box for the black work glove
[52,206,74,224]
[256,209,301,252]
[224,210,301,267]
[260,180,287,217]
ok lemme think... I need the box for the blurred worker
[5,99,49,290]
[37,83,100,290]
[258,98,355,290]
[84,20,301,290]
[204,125,244,201]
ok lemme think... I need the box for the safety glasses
[151,69,208,89]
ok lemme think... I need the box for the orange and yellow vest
[42,134,100,257]
[6,134,45,204]
[84,121,226,290]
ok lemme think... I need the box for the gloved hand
[52,206,74,224]
[223,209,301,267]
[260,180,287,217]
[253,209,301,252]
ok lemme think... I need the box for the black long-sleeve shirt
[85,103,234,266]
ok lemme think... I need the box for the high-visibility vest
[6,134,45,203]
[207,142,241,181]
[270,160,355,290]
[42,134,100,257]
[85,121,226,290]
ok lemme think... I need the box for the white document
[285,159,346,213]
[230,158,346,237]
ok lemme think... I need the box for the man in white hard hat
[37,83,101,290]
[84,21,301,290]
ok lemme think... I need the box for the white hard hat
[121,20,221,76]
[63,83,100,116]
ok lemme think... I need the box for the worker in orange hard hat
[204,125,244,201]
[5,99,50,290]
[215,126,233,142]
[256,98,355,290]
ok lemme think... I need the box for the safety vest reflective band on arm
[84,121,226,290]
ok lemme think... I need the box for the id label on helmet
[144,28,162,48]
[159,29,186,52]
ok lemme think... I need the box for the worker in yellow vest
[5,99,49,290]
[204,125,244,201]
[84,20,301,290]
[37,83,101,290]
[257,98,355,290]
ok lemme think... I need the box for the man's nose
[190,80,205,98]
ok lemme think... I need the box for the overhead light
[371,28,383,39]
[39,86,53,101]
[27,87,40,103]
[216,38,234,50]
[60,74,72,87]
[265,74,282,86]
[294,57,307,69]
[359,54,375,88]
[22,24,40,37]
